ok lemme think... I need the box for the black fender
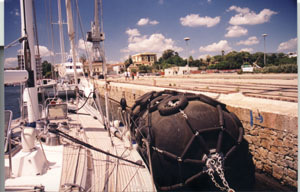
[158,95,188,116]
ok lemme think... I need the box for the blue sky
[4,0,297,67]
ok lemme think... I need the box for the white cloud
[199,40,232,52]
[240,48,254,53]
[126,28,140,37]
[180,14,220,28]
[158,0,164,5]
[227,6,277,25]
[207,0,212,3]
[277,38,297,52]
[227,6,250,14]
[137,18,159,26]
[4,57,18,68]
[77,38,93,54]
[128,33,183,53]
[75,38,94,61]
[123,29,183,54]
[149,20,159,25]
[225,25,248,38]
[18,45,54,57]
[36,45,54,57]
[137,18,149,26]
[237,36,259,45]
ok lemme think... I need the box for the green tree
[162,49,176,60]
[138,65,153,73]
[156,49,185,68]
[124,55,133,69]
[42,60,52,78]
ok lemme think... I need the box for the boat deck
[5,102,155,191]
[59,106,155,191]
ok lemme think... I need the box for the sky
[3,0,298,68]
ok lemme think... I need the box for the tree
[139,65,153,73]
[156,49,185,68]
[124,55,133,69]
[162,49,176,60]
[206,55,211,64]
[42,60,52,78]
[131,68,137,73]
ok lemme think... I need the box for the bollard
[153,79,156,86]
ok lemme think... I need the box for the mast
[20,0,39,124]
[58,0,65,64]
[98,0,112,142]
[65,0,78,85]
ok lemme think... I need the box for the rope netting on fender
[129,90,255,191]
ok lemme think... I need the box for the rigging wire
[4,37,26,49]
[74,0,93,76]
[49,0,56,79]
[44,0,51,67]
[48,128,145,168]
[32,0,41,80]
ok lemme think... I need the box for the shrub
[262,64,297,73]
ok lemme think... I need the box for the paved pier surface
[110,73,298,103]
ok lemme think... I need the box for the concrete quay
[93,73,298,189]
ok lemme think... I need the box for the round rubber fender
[186,94,200,101]
[162,89,178,96]
[229,112,243,128]
[152,91,163,98]
[158,95,188,116]
[149,95,171,113]
[135,91,155,105]
[198,94,226,110]
[132,105,141,117]
[120,98,127,111]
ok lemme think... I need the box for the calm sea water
[5,86,21,119]
[4,85,119,121]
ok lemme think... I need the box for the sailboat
[4,0,155,191]
[4,0,255,191]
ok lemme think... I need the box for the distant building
[83,61,103,76]
[288,52,297,58]
[132,52,157,66]
[110,63,125,74]
[18,54,42,80]
[128,52,157,72]
[164,66,198,76]
[36,56,42,79]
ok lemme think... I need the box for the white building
[288,52,297,58]
[111,63,125,74]
[164,66,198,76]
[131,52,157,66]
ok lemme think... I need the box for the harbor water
[5,86,20,119]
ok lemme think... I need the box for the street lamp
[184,37,190,74]
[262,34,268,66]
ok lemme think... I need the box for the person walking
[124,71,127,80]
